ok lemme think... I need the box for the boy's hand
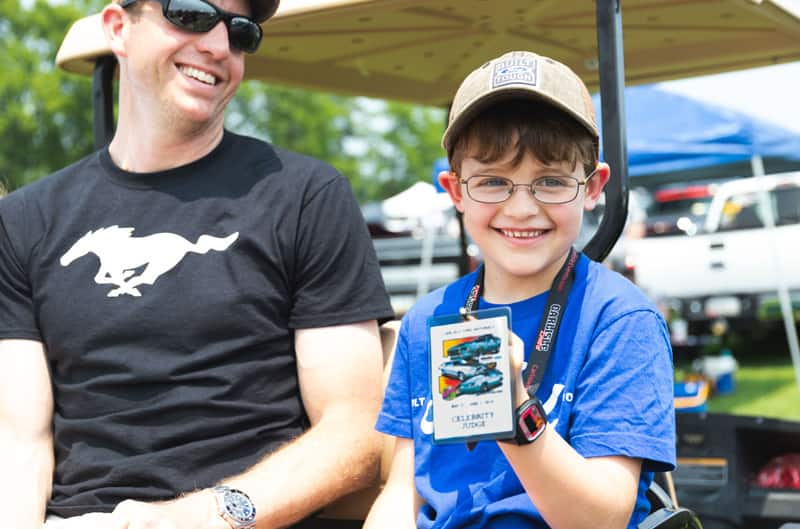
[508,331,529,408]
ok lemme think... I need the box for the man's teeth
[500,229,543,238]
[180,66,217,85]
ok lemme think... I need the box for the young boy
[364,51,675,529]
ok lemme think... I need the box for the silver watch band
[213,485,256,529]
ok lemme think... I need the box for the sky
[658,61,800,134]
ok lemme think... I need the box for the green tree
[227,82,365,198]
[0,0,104,191]
[356,100,447,202]
[229,84,446,204]
[1,0,446,203]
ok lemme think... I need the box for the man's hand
[116,493,226,529]
[55,492,224,529]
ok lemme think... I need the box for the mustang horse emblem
[60,226,239,297]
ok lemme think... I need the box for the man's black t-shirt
[0,131,394,516]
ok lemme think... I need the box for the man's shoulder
[227,131,341,181]
[1,151,102,213]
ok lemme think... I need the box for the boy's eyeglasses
[120,0,263,54]
[460,170,596,205]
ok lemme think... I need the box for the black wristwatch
[508,396,548,445]
[212,486,256,529]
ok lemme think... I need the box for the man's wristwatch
[212,485,256,529]
[507,396,548,445]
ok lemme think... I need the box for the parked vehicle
[365,189,475,316]
[644,182,719,238]
[627,172,800,344]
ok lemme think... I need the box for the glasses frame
[459,169,598,205]
[120,0,263,54]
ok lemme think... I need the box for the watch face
[518,399,546,442]
[223,489,256,523]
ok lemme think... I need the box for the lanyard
[462,247,579,399]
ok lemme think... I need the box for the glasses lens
[229,17,262,53]
[532,176,579,204]
[165,0,219,32]
[467,176,513,203]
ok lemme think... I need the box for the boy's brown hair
[447,99,598,177]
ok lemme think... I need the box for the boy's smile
[440,149,608,303]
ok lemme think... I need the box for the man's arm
[0,339,54,529]
[105,320,385,529]
[363,437,419,529]
[226,319,385,527]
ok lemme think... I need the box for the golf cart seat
[317,320,399,523]
[640,477,703,529]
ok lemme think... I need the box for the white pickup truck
[627,171,800,341]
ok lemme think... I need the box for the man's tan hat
[442,50,598,151]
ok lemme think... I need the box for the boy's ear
[437,170,465,213]
[584,162,610,211]
[102,3,129,58]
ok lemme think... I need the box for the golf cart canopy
[58,0,800,104]
[54,0,800,263]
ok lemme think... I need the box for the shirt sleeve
[569,308,676,472]
[0,196,40,340]
[288,174,394,329]
[375,316,414,439]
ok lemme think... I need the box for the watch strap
[213,486,256,529]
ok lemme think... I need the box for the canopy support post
[93,55,117,150]
[584,0,629,262]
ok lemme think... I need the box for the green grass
[706,361,800,420]
[678,357,800,421]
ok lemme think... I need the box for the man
[0,0,395,528]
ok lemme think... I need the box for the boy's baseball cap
[442,50,598,151]
[251,0,280,22]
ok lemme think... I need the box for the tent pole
[750,154,765,176]
[757,179,800,390]
[584,0,629,262]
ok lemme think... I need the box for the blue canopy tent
[433,85,800,189]
[594,85,800,187]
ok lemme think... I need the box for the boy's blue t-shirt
[376,254,676,529]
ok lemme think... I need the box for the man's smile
[178,64,218,86]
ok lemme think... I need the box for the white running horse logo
[60,226,239,297]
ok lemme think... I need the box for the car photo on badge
[439,361,489,381]
[456,368,504,395]
[446,333,502,361]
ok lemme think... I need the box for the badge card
[428,307,514,444]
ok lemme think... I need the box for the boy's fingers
[508,331,525,373]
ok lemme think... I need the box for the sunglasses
[120,0,263,53]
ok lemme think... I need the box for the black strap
[463,247,580,398]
